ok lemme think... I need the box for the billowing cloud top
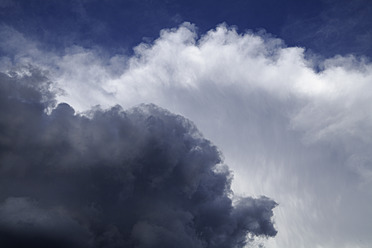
[0,70,277,248]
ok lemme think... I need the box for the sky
[0,0,372,247]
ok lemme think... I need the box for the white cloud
[1,22,372,248]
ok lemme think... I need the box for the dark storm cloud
[0,69,277,247]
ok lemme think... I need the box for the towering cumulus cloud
[0,69,277,248]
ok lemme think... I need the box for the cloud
[0,70,277,247]
[1,22,372,248]
[0,197,92,248]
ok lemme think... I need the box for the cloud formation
[0,70,277,247]
[1,23,372,248]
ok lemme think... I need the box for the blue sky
[1,1,372,248]
[1,0,371,57]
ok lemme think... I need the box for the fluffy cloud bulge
[1,23,372,247]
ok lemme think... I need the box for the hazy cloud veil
[1,22,372,247]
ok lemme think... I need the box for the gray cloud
[0,69,277,247]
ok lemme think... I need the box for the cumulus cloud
[0,70,277,247]
[1,23,372,248]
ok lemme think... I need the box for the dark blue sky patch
[281,0,372,58]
